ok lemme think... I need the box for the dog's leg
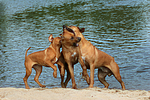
[113,71,125,90]
[64,66,71,88]
[67,62,77,89]
[57,60,65,76]
[89,64,95,88]
[33,65,46,88]
[110,62,126,90]
[23,64,32,89]
[78,48,90,84]
[98,69,109,88]
[45,60,57,78]
[58,64,65,88]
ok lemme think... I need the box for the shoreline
[0,87,150,100]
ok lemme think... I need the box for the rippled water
[0,0,150,90]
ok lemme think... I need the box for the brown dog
[62,25,125,90]
[23,34,64,89]
[59,25,90,89]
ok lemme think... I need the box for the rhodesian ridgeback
[23,34,64,89]
[58,25,90,89]
[62,25,125,90]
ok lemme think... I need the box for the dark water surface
[0,0,150,90]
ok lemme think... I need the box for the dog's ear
[49,34,53,42]
[60,34,64,39]
[60,35,65,42]
[78,27,85,33]
[60,34,63,39]
[59,34,62,36]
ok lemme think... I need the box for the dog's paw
[25,86,30,89]
[82,72,88,78]
[72,85,77,89]
[61,83,66,88]
[82,76,86,80]
[61,68,65,76]
[39,85,46,88]
[81,72,86,79]
[53,71,57,78]
[86,76,90,85]
[89,85,93,88]
[41,85,46,88]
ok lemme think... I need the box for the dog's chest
[55,57,58,62]
[71,52,78,61]
[82,56,86,63]
[52,57,58,63]
[71,52,77,57]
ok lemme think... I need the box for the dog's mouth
[73,43,79,47]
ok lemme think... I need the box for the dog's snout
[77,37,81,42]
[63,25,66,29]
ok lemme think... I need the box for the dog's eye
[70,37,74,40]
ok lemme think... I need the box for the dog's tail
[25,47,31,57]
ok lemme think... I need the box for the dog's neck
[49,44,61,58]
[79,35,89,46]
[78,34,93,54]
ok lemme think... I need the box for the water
[0,0,150,90]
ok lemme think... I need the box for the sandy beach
[0,87,150,100]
